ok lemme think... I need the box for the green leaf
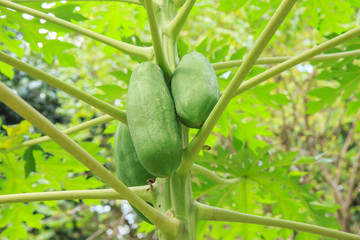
[93,84,126,102]
[110,69,132,84]
[177,38,189,59]
[0,61,15,79]
[230,47,247,60]
[23,145,43,178]
[218,0,247,12]
[301,0,354,35]
[46,4,88,22]
[306,73,360,114]
[0,204,44,240]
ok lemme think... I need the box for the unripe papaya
[113,122,154,224]
[126,62,182,178]
[171,52,220,128]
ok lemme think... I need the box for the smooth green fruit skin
[126,62,183,178]
[114,122,154,224]
[171,52,220,128]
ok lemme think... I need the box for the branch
[7,115,114,152]
[0,51,126,123]
[318,164,344,204]
[0,0,152,60]
[144,0,169,76]
[176,0,297,176]
[0,187,153,204]
[12,0,141,3]
[196,202,360,240]
[234,26,360,96]
[212,49,360,70]
[191,164,240,185]
[0,82,179,235]
[166,0,196,40]
[336,117,358,184]
[345,149,360,211]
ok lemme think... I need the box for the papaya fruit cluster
[113,52,219,220]
[113,51,219,221]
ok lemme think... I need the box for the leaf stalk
[196,202,360,240]
[0,187,153,204]
[7,115,114,152]
[212,49,360,70]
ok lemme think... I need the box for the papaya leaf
[306,68,360,114]
[0,204,44,240]
[23,144,43,177]
[93,84,127,103]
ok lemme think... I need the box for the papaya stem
[166,0,196,41]
[0,187,154,204]
[191,164,240,185]
[0,51,127,123]
[176,0,297,177]
[212,49,360,70]
[234,26,360,96]
[0,0,153,60]
[0,82,179,235]
[144,0,171,79]
[196,202,360,240]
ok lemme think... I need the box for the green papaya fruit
[113,122,154,224]
[171,52,220,128]
[126,62,182,178]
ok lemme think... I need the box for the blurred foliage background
[0,0,360,239]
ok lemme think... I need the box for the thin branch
[7,115,115,152]
[336,118,358,184]
[318,164,344,204]
[0,0,152,60]
[0,51,127,123]
[345,149,360,210]
[235,26,360,96]
[42,205,85,223]
[176,0,297,176]
[191,164,240,185]
[212,49,360,70]
[0,82,179,235]
[341,149,360,232]
[166,0,196,40]
[144,0,169,76]
[0,187,153,204]
[86,229,105,240]
[12,0,141,3]
[196,202,360,240]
